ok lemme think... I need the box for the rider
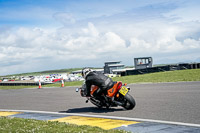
[82,68,114,98]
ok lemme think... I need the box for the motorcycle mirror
[76,88,79,92]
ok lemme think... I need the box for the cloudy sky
[0,0,200,75]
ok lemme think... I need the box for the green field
[0,69,200,90]
[0,117,129,133]
[112,69,200,84]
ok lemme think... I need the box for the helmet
[82,68,92,79]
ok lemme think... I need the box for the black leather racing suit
[85,71,114,97]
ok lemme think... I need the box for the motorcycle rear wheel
[123,94,136,110]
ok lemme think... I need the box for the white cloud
[0,22,125,75]
[1,1,200,75]
[183,38,200,49]
[87,22,99,37]
[1,19,200,75]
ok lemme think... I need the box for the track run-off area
[1,81,200,132]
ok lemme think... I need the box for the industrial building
[104,61,125,74]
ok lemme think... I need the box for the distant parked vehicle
[3,79,8,82]
[52,79,61,83]
[21,77,31,80]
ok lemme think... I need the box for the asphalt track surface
[0,81,200,125]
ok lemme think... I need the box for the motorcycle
[76,81,136,110]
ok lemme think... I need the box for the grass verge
[0,117,129,133]
[0,86,36,90]
[112,69,200,84]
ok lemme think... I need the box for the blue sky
[0,0,200,75]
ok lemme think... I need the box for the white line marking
[1,109,200,128]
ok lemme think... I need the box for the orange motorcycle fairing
[90,85,99,96]
[107,81,122,98]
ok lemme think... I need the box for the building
[134,57,153,69]
[104,61,125,74]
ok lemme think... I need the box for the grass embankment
[0,117,128,133]
[0,69,200,90]
[0,86,36,90]
[112,69,200,84]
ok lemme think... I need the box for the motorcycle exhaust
[90,98,102,107]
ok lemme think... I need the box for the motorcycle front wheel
[123,93,136,110]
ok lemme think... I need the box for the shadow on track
[59,107,124,113]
